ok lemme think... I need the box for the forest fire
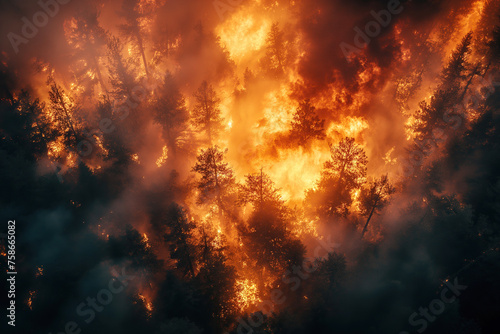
[1,0,500,333]
[235,279,262,312]
[138,293,154,315]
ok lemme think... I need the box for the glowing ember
[142,233,151,249]
[326,117,369,140]
[236,279,261,312]
[138,293,153,316]
[155,145,168,167]
[27,290,36,310]
[383,147,397,166]
[131,154,140,164]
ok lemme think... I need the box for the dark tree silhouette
[119,0,152,79]
[242,204,305,276]
[238,168,284,211]
[441,32,474,88]
[359,175,396,237]
[489,21,500,63]
[194,239,238,333]
[163,203,197,278]
[325,137,368,188]
[261,22,292,75]
[15,90,57,157]
[191,81,222,144]
[107,36,138,99]
[307,137,368,217]
[66,8,109,95]
[108,226,163,278]
[153,72,189,156]
[289,99,325,145]
[192,146,235,214]
[411,32,480,144]
[316,252,346,289]
[47,77,82,146]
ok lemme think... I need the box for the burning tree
[238,170,305,276]
[261,22,293,76]
[119,0,153,80]
[47,77,82,147]
[289,99,325,145]
[163,203,197,278]
[191,81,223,144]
[237,169,284,211]
[325,137,368,189]
[65,8,109,95]
[359,175,396,237]
[410,32,484,151]
[107,36,139,99]
[192,146,235,215]
[307,137,368,218]
[242,204,306,276]
[15,90,57,157]
[153,72,189,157]
[3,1,500,333]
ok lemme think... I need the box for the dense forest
[1,0,500,333]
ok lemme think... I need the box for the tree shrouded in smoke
[238,169,284,210]
[153,72,189,157]
[307,137,368,218]
[66,8,110,95]
[191,81,223,144]
[47,76,83,147]
[192,145,235,215]
[289,99,325,145]
[163,203,197,278]
[359,174,395,237]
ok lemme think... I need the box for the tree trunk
[184,242,195,278]
[54,86,79,143]
[259,167,263,210]
[93,56,108,96]
[212,152,222,218]
[136,33,150,80]
[361,203,377,237]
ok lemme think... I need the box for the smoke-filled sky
[1,0,500,334]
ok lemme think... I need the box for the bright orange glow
[27,290,36,310]
[143,233,151,249]
[155,145,168,167]
[131,154,140,164]
[236,279,262,312]
[216,9,271,63]
[383,147,397,166]
[327,117,369,140]
[5,0,493,320]
[138,293,154,316]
